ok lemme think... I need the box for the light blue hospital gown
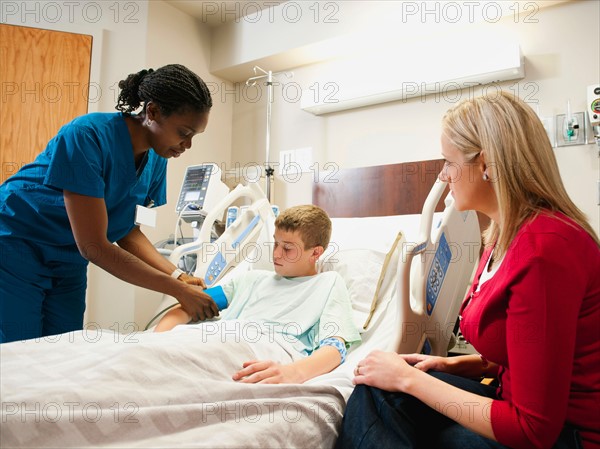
[0,112,167,342]
[218,270,362,357]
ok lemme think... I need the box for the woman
[335,92,600,449]
[0,64,219,343]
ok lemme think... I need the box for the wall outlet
[279,147,313,175]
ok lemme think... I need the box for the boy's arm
[154,306,191,332]
[232,337,345,384]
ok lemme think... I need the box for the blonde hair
[274,205,332,249]
[442,91,599,258]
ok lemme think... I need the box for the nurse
[0,64,219,343]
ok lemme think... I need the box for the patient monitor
[393,180,481,356]
[176,164,229,222]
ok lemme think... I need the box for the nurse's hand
[178,273,207,289]
[176,285,219,322]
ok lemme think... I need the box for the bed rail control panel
[204,215,262,285]
[426,233,452,316]
[205,253,227,285]
[226,206,239,228]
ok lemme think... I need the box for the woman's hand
[175,284,219,322]
[399,353,451,373]
[178,272,207,289]
[232,360,302,384]
[353,350,426,392]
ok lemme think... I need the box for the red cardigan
[460,212,600,449]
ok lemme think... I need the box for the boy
[155,204,361,384]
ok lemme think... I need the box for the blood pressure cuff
[319,337,347,364]
[204,285,228,310]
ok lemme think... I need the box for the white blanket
[1,213,435,448]
[0,324,346,448]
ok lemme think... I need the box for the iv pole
[245,66,293,202]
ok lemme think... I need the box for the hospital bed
[0,160,482,448]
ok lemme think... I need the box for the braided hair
[116,64,212,116]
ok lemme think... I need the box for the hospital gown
[192,269,362,358]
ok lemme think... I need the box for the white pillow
[320,248,399,331]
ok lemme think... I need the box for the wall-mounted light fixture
[301,34,525,115]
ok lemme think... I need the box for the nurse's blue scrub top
[0,112,167,264]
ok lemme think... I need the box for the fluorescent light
[301,33,525,115]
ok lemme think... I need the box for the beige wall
[230,0,600,236]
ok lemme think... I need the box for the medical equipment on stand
[392,180,481,356]
[146,182,275,329]
[176,164,229,221]
[154,164,229,268]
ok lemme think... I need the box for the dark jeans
[334,372,583,449]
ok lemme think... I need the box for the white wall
[229,0,600,236]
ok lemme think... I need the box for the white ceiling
[166,0,288,27]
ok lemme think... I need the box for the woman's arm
[401,353,499,379]
[64,190,217,321]
[232,338,344,384]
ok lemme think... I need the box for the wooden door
[0,24,92,182]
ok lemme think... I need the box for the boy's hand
[232,360,302,384]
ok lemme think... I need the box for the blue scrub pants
[334,371,584,449]
[0,237,87,343]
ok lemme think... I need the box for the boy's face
[272,228,322,277]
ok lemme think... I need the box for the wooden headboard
[312,160,447,218]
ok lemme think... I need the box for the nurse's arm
[117,222,206,288]
[63,190,218,320]
[117,226,182,276]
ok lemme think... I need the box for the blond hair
[442,91,599,258]
[274,205,332,249]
